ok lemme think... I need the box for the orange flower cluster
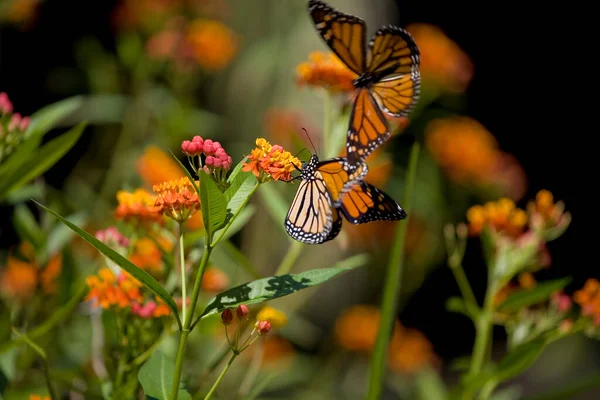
[574,279,600,325]
[187,19,239,70]
[29,395,50,400]
[334,305,438,374]
[201,267,230,292]
[115,188,163,224]
[425,116,527,200]
[242,138,302,182]
[152,177,201,223]
[0,242,62,301]
[466,198,528,238]
[136,145,204,230]
[527,189,567,231]
[296,51,357,94]
[406,23,473,92]
[129,237,172,274]
[85,267,143,309]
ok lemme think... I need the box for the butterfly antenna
[301,127,318,155]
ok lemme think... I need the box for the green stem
[275,240,303,276]
[477,380,498,400]
[171,244,213,400]
[450,262,478,308]
[179,223,187,324]
[366,141,420,400]
[204,353,238,400]
[468,284,495,379]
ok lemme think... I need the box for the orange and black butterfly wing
[308,0,366,76]
[367,26,421,117]
[315,157,369,204]
[346,88,390,167]
[323,207,343,242]
[285,176,335,244]
[338,181,406,224]
[366,26,420,76]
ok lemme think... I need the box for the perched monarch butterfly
[284,154,406,245]
[308,0,421,167]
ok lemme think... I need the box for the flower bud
[236,304,249,320]
[203,139,215,154]
[255,320,271,335]
[19,116,30,131]
[205,155,215,166]
[8,113,21,131]
[221,308,233,325]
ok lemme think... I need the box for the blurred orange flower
[263,108,318,150]
[466,198,528,238]
[406,23,473,92]
[425,116,527,200]
[2,0,40,28]
[296,51,357,94]
[29,395,50,400]
[111,0,182,31]
[0,256,38,301]
[40,253,63,295]
[334,304,437,374]
[201,267,230,292]
[129,237,167,274]
[261,335,295,366]
[574,279,600,325]
[187,19,239,70]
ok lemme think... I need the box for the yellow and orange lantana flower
[296,51,357,94]
[152,177,201,223]
[242,138,302,182]
[115,188,163,224]
[85,267,143,309]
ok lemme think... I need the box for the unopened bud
[236,304,249,320]
[255,320,271,335]
[221,308,233,325]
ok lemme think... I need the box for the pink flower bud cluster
[0,92,30,131]
[181,135,233,171]
[132,301,159,319]
[221,304,250,325]
[551,291,572,313]
[95,226,129,247]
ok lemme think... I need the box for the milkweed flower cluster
[152,177,201,224]
[296,51,356,94]
[0,92,31,163]
[85,267,171,319]
[182,135,232,190]
[115,188,163,225]
[242,138,302,183]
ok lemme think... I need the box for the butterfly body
[308,0,421,167]
[284,154,405,245]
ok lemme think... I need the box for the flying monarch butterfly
[284,154,406,245]
[307,0,421,167]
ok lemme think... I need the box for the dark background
[0,0,586,363]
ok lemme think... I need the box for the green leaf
[34,201,182,330]
[498,277,572,312]
[0,122,87,199]
[43,211,88,264]
[213,174,258,246]
[199,169,227,242]
[415,367,448,400]
[192,265,358,327]
[494,339,546,382]
[138,351,192,400]
[25,95,84,144]
[0,281,87,355]
[12,204,45,250]
[217,205,255,242]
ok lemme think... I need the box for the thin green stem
[274,240,303,276]
[171,244,213,400]
[449,262,478,308]
[468,283,496,384]
[477,380,498,400]
[179,224,187,324]
[366,141,420,400]
[43,356,57,400]
[204,353,238,400]
[238,341,264,398]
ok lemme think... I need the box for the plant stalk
[204,353,238,400]
[171,244,213,400]
[275,240,303,276]
[179,223,187,324]
[366,141,420,400]
[450,262,478,308]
